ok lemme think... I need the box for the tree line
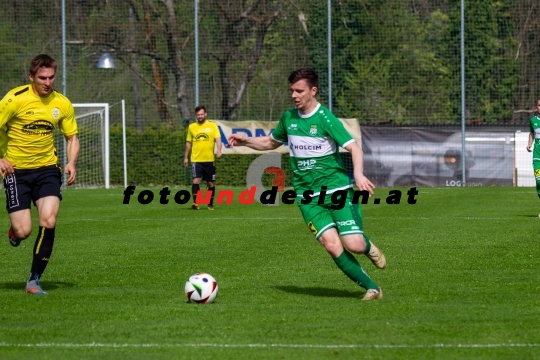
[0,0,538,126]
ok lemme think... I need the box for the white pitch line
[61,217,298,222]
[368,216,523,220]
[0,342,538,349]
[61,216,530,222]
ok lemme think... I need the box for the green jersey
[530,115,540,161]
[271,104,355,195]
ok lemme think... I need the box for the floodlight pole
[122,99,127,188]
[61,0,66,96]
[327,0,332,111]
[61,0,68,186]
[460,0,466,186]
[194,0,199,107]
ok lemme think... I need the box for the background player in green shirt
[526,98,540,216]
[228,68,386,300]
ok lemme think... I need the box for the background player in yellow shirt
[183,105,222,210]
[0,54,80,295]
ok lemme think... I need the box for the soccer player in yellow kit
[0,54,80,295]
[183,105,222,210]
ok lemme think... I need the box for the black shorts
[3,165,63,213]
[191,162,216,182]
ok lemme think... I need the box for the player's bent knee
[39,218,57,229]
[342,234,367,254]
[319,231,343,257]
[13,225,32,240]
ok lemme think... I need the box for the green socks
[333,249,377,290]
[363,234,372,255]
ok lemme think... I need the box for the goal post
[57,103,110,188]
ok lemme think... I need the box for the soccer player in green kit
[228,68,386,300]
[527,98,540,217]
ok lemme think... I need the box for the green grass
[0,186,539,359]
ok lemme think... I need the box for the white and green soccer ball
[185,273,218,304]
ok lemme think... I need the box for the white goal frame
[72,103,110,188]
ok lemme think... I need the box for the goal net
[55,103,109,188]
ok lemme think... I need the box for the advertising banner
[361,127,515,187]
[215,119,361,154]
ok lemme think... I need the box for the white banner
[215,118,361,154]
[515,131,535,186]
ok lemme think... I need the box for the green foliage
[0,28,26,88]
[0,0,532,126]
[445,0,520,122]
[303,0,521,124]
[109,125,187,186]
[108,126,294,187]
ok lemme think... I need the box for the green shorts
[534,160,540,180]
[297,188,364,239]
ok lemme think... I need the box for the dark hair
[29,54,57,76]
[288,68,319,90]
[195,105,207,113]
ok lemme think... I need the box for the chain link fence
[0,1,537,186]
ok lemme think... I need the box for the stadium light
[97,52,116,69]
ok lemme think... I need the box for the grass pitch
[0,186,539,359]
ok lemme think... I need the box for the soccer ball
[185,273,218,304]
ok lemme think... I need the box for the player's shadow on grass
[273,285,359,298]
[0,281,75,291]
[516,214,540,218]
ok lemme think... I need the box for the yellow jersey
[0,85,78,169]
[186,120,219,162]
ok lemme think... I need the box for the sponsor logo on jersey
[194,133,210,141]
[336,220,356,227]
[287,124,298,130]
[535,169,540,178]
[307,221,317,235]
[4,174,19,209]
[288,135,337,158]
[297,159,317,170]
[309,124,317,135]
[290,142,322,151]
[22,120,54,136]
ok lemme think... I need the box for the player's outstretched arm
[228,134,281,151]
[527,132,534,152]
[345,142,375,195]
[64,134,80,186]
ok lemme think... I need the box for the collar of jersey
[28,84,55,100]
[298,103,320,118]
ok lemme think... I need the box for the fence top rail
[73,103,109,107]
